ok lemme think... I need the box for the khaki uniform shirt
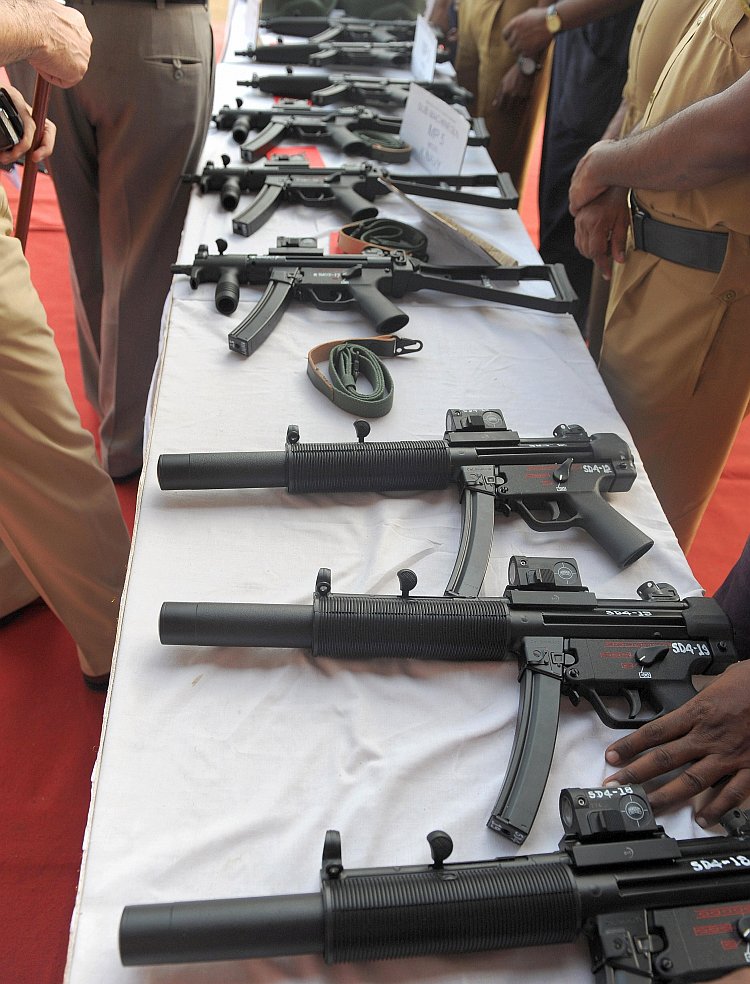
[620,0,708,135]
[635,0,750,234]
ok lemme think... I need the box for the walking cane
[14,76,51,252]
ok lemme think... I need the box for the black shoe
[0,596,44,628]
[82,671,111,692]
[111,466,142,485]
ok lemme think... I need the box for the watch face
[518,56,537,76]
[546,5,562,32]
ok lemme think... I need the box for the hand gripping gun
[239,71,473,108]
[183,157,518,237]
[170,242,577,356]
[120,787,750,976]
[157,410,650,571]
[258,14,430,43]
[212,99,489,164]
[158,558,737,842]
[234,39,451,68]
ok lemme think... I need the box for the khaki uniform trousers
[9,1,215,478]
[0,188,131,676]
[600,233,750,552]
[455,0,540,188]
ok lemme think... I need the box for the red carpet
[0,111,747,984]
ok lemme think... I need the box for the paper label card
[399,85,470,174]
[246,0,261,48]
[411,15,438,82]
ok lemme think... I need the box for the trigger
[624,689,642,720]
[544,500,561,521]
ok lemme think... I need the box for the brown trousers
[0,188,131,675]
[9,1,215,478]
[600,233,750,552]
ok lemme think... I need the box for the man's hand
[0,85,56,167]
[493,62,535,111]
[573,186,629,279]
[428,0,454,36]
[502,8,551,58]
[28,0,92,88]
[603,661,750,828]
[569,140,618,215]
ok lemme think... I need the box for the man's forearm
[582,72,750,193]
[534,0,639,33]
[0,0,90,87]
[0,0,54,65]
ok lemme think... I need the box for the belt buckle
[628,189,646,251]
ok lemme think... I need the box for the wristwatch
[517,55,541,76]
[546,3,563,34]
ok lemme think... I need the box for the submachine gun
[258,14,428,43]
[171,243,577,356]
[120,786,750,978]
[158,556,737,842]
[212,99,488,164]
[157,409,651,571]
[239,71,473,108]
[183,157,518,237]
[213,99,414,164]
[234,39,451,68]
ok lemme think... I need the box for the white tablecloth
[64,8,706,983]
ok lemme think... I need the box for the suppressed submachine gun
[235,39,451,68]
[157,410,650,570]
[120,787,750,976]
[239,71,473,107]
[258,14,429,43]
[158,558,736,841]
[183,157,518,237]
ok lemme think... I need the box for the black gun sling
[629,192,728,273]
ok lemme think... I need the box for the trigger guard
[583,688,658,730]
[513,497,578,531]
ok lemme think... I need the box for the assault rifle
[258,14,428,43]
[157,559,738,843]
[239,71,473,107]
[157,409,650,570]
[184,157,518,237]
[171,241,577,354]
[212,99,488,164]
[235,39,450,67]
[120,788,750,975]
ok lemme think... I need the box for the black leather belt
[629,192,727,273]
